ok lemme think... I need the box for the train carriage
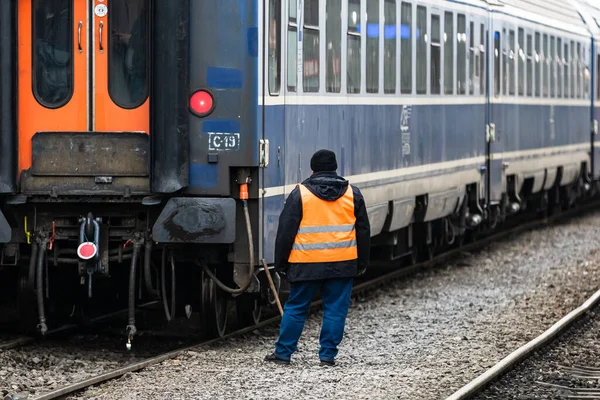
[0,0,599,343]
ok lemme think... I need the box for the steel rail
[0,301,159,351]
[446,287,600,399]
[33,201,600,400]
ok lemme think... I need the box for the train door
[17,0,150,174]
[486,13,506,206]
[260,0,286,264]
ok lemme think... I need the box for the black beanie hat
[310,149,338,172]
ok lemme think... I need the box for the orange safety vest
[288,184,358,263]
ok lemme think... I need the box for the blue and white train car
[260,0,595,264]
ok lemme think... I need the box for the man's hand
[356,266,366,277]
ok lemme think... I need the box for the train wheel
[236,295,262,327]
[201,269,228,338]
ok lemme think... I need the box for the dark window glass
[526,34,533,97]
[366,0,380,93]
[109,0,149,108]
[287,0,298,92]
[384,0,396,94]
[32,0,74,108]
[303,0,319,92]
[542,34,548,97]
[518,28,524,96]
[503,28,508,95]
[509,29,515,95]
[400,1,412,93]
[480,25,485,95]
[456,14,466,94]
[347,0,361,93]
[469,21,476,95]
[557,38,562,98]
[550,36,555,98]
[564,42,569,98]
[430,14,440,94]
[326,0,342,93]
[289,0,297,20]
[444,12,453,94]
[535,32,540,97]
[577,42,582,99]
[571,40,576,98]
[268,0,282,95]
[494,30,500,96]
[416,5,426,94]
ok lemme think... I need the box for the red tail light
[189,90,215,117]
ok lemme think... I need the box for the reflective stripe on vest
[288,184,358,263]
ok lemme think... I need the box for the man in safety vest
[265,149,371,366]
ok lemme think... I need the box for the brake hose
[198,181,255,294]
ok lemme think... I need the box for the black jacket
[274,172,371,282]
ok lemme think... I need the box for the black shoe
[320,358,335,366]
[264,353,290,365]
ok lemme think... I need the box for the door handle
[78,21,82,53]
[99,21,104,53]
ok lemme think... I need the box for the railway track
[0,301,160,351]
[20,200,599,400]
[447,285,600,399]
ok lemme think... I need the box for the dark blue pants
[274,277,353,361]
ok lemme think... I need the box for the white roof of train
[477,0,591,36]
[571,0,600,37]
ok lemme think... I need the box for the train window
[289,0,297,20]
[469,21,475,95]
[366,0,380,93]
[32,0,74,108]
[509,30,515,96]
[550,36,555,98]
[584,47,590,99]
[494,31,500,96]
[287,0,298,92]
[108,0,149,109]
[400,2,412,94]
[542,34,548,97]
[571,40,576,98]
[502,28,507,95]
[480,25,486,96]
[577,43,582,99]
[430,14,441,95]
[326,0,341,93]
[557,38,562,98]
[457,14,466,95]
[268,0,282,95]
[518,28,524,96]
[347,0,361,94]
[526,34,533,97]
[564,42,569,98]
[384,0,396,94]
[416,5,426,94]
[444,12,454,95]
[303,0,319,92]
[534,32,540,97]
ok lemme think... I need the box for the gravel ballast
[4,211,600,399]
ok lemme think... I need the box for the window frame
[268,0,282,96]
[32,0,75,109]
[302,0,320,93]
